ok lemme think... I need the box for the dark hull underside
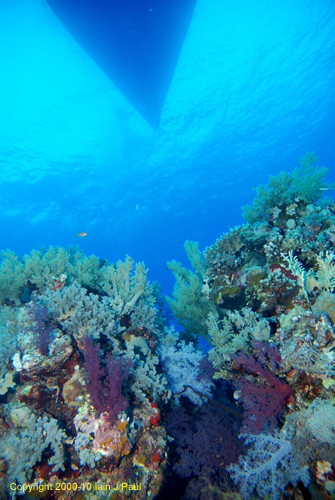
[45,0,197,128]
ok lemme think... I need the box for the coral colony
[1,152,335,499]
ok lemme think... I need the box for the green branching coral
[0,306,18,379]
[42,255,157,341]
[207,307,270,377]
[167,240,216,343]
[0,245,108,304]
[184,239,205,277]
[0,249,27,304]
[242,152,334,224]
[24,246,105,292]
[102,255,154,314]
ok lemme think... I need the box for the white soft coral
[227,432,310,500]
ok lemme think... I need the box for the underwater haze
[2,1,335,499]
[0,0,335,293]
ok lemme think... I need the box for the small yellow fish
[76,231,87,237]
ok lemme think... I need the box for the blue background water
[0,0,334,296]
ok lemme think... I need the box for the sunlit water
[0,0,334,293]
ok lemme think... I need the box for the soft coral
[231,341,293,434]
[83,335,131,425]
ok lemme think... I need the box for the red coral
[231,344,294,434]
[150,408,161,427]
[269,263,297,280]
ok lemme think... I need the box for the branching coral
[0,246,108,304]
[249,266,298,313]
[230,342,293,434]
[227,432,310,500]
[83,336,131,424]
[25,246,107,293]
[167,241,216,343]
[167,405,242,479]
[282,401,335,476]
[205,227,246,256]
[102,255,153,313]
[207,308,270,374]
[0,246,172,499]
[126,336,170,402]
[0,412,66,484]
[276,303,335,386]
[42,282,116,341]
[160,341,214,405]
[0,307,18,379]
[242,152,334,224]
[0,249,27,304]
[282,249,335,300]
[25,298,56,356]
[2,151,335,500]
[42,254,157,342]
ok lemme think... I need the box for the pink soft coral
[231,342,294,434]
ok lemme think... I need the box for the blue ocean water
[0,0,334,298]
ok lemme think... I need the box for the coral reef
[166,153,335,500]
[0,254,172,499]
[2,152,335,500]
[242,152,334,224]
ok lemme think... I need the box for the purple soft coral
[167,404,243,478]
[83,335,131,424]
[231,341,293,434]
[26,299,55,356]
